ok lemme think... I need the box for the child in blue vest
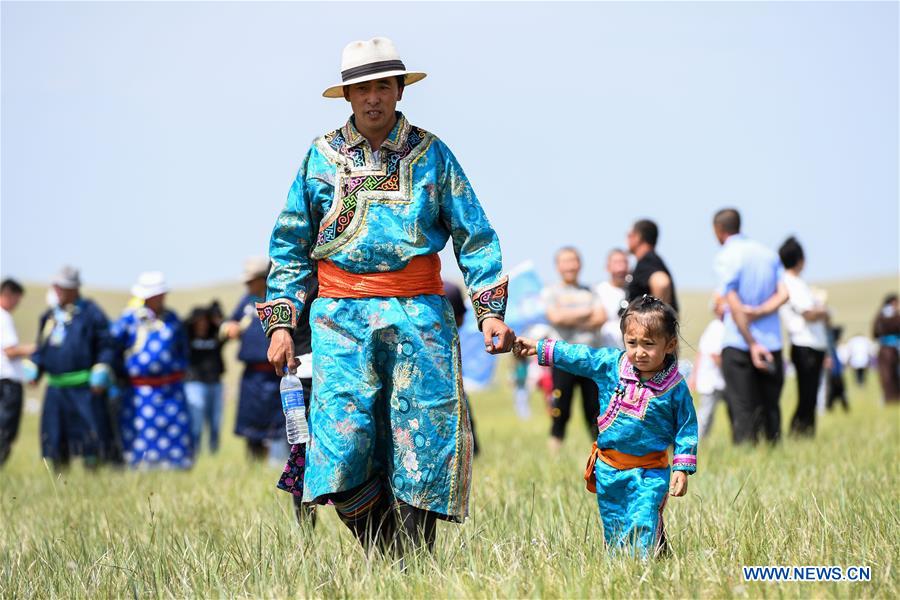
[514,295,698,557]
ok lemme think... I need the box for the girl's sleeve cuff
[536,338,557,367]
[672,454,697,474]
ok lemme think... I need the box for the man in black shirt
[625,219,679,314]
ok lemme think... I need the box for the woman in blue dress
[112,272,194,469]
[515,295,698,557]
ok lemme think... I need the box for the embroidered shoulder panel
[596,354,680,433]
[311,120,432,260]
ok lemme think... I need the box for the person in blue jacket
[222,257,285,460]
[25,266,116,469]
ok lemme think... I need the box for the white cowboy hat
[131,271,170,300]
[322,37,426,99]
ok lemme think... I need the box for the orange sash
[318,254,445,299]
[583,442,669,493]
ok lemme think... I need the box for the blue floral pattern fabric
[112,307,194,469]
[302,295,473,522]
[261,113,505,523]
[539,342,698,555]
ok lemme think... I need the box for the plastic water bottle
[280,359,309,444]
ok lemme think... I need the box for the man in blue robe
[26,266,115,469]
[222,257,286,460]
[257,37,514,555]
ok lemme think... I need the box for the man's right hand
[750,342,774,372]
[267,329,298,376]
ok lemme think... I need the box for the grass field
[1,276,898,598]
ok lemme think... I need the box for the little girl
[514,295,698,557]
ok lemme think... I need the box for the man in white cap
[257,37,514,554]
[221,258,290,460]
[111,271,194,469]
[25,266,116,469]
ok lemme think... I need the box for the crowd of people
[528,211,899,452]
[0,259,316,472]
[1,36,897,561]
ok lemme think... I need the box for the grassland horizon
[1,274,897,598]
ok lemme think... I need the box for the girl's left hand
[669,471,688,496]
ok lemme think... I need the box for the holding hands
[512,337,538,358]
[482,317,515,355]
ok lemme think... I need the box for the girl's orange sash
[318,254,445,299]
[583,442,669,492]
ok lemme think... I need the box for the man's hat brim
[323,71,426,98]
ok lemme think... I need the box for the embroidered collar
[619,354,680,391]
[342,112,410,151]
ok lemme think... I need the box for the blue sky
[2,1,897,290]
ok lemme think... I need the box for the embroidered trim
[653,493,669,558]
[619,354,682,393]
[312,114,432,259]
[597,354,669,432]
[537,338,556,367]
[333,478,383,519]
[597,385,625,432]
[471,277,509,325]
[672,454,697,471]
[255,300,297,336]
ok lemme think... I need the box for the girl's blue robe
[538,340,698,556]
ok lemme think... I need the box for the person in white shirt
[1,278,35,466]
[689,295,727,438]
[541,247,607,451]
[593,248,629,350]
[778,237,829,436]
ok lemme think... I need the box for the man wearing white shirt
[778,237,829,436]
[0,279,34,466]
[593,248,628,350]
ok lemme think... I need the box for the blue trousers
[184,381,223,453]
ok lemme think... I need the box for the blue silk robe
[538,340,698,556]
[257,113,508,522]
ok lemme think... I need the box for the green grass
[1,371,897,598]
[2,275,898,598]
